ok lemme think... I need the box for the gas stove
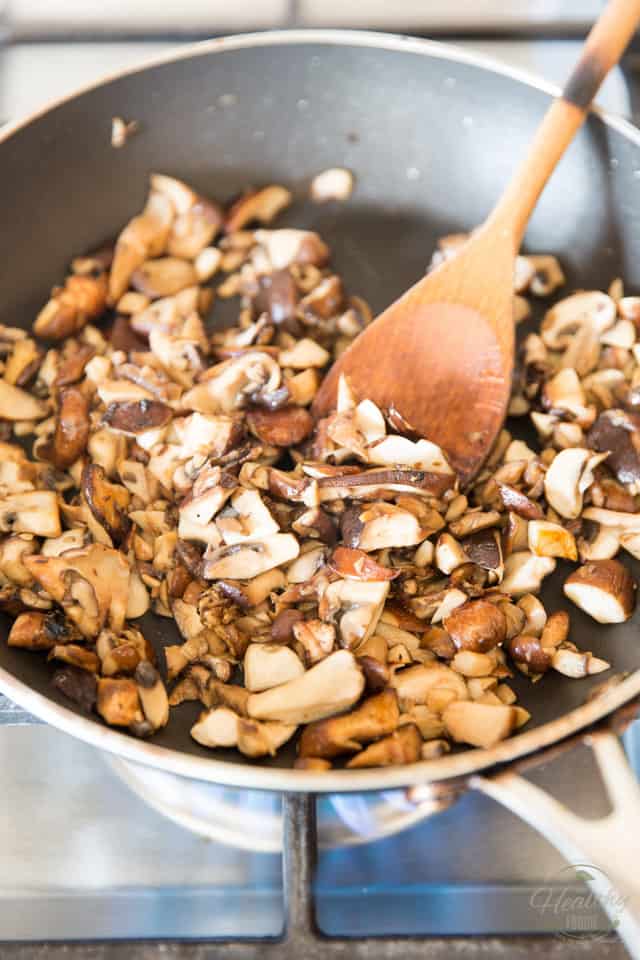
[0,25,639,959]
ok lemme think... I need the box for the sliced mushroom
[541,291,615,349]
[8,611,69,649]
[225,185,292,233]
[528,520,577,561]
[320,579,389,649]
[216,488,279,545]
[254,229,329,270]
[135,661,169,730]
[203,533,300,580]
[328,546,398,581]
[498,552,556,597]
[108,190,174,303]
[292,619,336,666]
[564,559,636,623]
[48,643,99,673]
[344,502,427,552]
[0,491,61,538]
[391,662,467,709]
[346,723,421,768]
[443,700,518,748]
[0,379,48,421]
[587,409,640,489]
[551,647,610,678]
[236,717,297,758]
[35,271,108,340]
[247,649,364,724]
[191,706,239,747]
[243,643,305,692]
[25,543,130,638]
[167,200,223,259]
[543,447,603,520]
[102,399,172,436]
[82,464,131,545]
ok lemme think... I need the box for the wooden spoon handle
[487,0,640,245]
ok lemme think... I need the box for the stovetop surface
[0,722,634,940]
[0,33,638,951]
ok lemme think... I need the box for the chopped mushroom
[346,723,421,768]
[243,643,305,692]
[298,689,399,758]
[564,559,636,623]
[247,650,364,724]
[443,701,518,748]
[3,173,637,769]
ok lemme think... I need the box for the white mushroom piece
[243,643,305,693]
[202,534,300,580]
[320,579,389,649]
[0,491,61,538]
[443,701,520,749]
[247,650,364,724]
[182,351,281,414]
[190,706,297,758]
[0,380,48,421]
[310,167,354,203]
[564,559,636,623]
[543,448,606,519]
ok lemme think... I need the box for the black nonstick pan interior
[1,32,640,785]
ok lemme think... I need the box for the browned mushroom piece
[247,406,314,446]
[82,463,131,545]
[39,386,90,470]
[587,409,640,487]
[25,543,130,638]
[225,185,292,232]
[253,269,299,327]
[102,399,173,435]
[168,199,223,259]
[346,723,422,768]
[507,634,552,674]
[96,677,143,727]
[108,191,174,303]
[8,610,70,650]
[291,507,337,545]
[52,665,97,713]
[444,599,507,653]
[298,688,399,758]
[4,338,43,387]
[271,607,305,643]
[131,258,198,298]
[254,229,330,269]
[35,270,108,340]
[564,559,636,623]
[496,483,544,519]
[357,654,390,692]
[328,546,399,581]
[135,661,169,731]
[294,757,332,771]
[48,644,100,673]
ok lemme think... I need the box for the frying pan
[1,28,640,950]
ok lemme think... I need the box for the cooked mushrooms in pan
[2,172,637,768]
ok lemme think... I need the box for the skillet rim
[0,27,638,793]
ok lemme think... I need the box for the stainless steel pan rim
[0,28,639,794]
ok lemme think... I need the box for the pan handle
[471,726,640,957]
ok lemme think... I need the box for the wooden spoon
[313,0,640,486]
